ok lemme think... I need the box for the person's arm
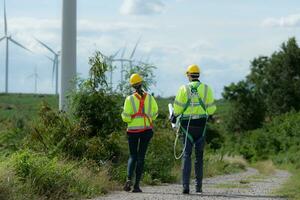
[151,96,158,121]
[173,86,188,116]
[206,86,217,116]
[121,96,133,123]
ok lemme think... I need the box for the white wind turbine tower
[0,0,32,93]
[35,38,60,95]
[60,0,76,110]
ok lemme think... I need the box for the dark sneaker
[182,188,190,194]
[132,187,142,193]
[196,185,202,193]
[123,180,132,192]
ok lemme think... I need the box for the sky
[0,0,300,98]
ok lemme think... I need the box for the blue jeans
[182,135,205,189]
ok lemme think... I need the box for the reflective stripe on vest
[130,95,137,113]
[127,126,152,130]
[203,84,208,105]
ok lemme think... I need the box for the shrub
[28,51,125,163]
[7,150,113,199]
[144,131,176,183]
[234,111,300,165]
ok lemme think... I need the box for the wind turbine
[129,37,141,70]
[120,46,127,85]
[27,66,39,94]
[35,38,60,95]
[105,49,121,91]
[0,0,32,93]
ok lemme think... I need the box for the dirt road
[95,168,290,200]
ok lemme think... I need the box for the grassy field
[0,93,58,121]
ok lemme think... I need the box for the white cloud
[120,0,165,15]
[262,14,300,27]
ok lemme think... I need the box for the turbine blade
[45,55,54,61]
[27,74,34,79]
[111,48,121,59]
[4,0,7,35]
[9,38,32,53]
[112,58,131,62]
[0,36,5,42]
[35,38,56,54]
[121,46,126,59]
[129,37,141,59]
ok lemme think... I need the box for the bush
[3,150,113,199]
[29,104,124,163]
[234,111,300,165]
[28,51,126,163]
[144,131,176,183]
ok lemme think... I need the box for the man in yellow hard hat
[121,73,158,193]
[172,64,216,194]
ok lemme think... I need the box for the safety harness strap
[180,83,208,142]
[180,126,194,143]
[128,93,153,133]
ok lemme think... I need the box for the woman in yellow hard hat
[121,73,158,193]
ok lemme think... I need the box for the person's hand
[170,114,177,123]
[208,115,215,123]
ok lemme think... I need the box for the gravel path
[94,168,290,200]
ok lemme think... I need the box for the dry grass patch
[254,160,276,175]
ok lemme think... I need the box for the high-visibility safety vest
[174,81,216,119]
[121,92,158,133]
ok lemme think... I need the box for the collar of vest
[134,92,147,100]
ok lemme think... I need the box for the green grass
[0,150,116,200]
[276,166,300,200]
[0,93,58,127]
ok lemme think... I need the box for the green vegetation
[223,37,300,132]
[221,37,300,199]
[2,37,300,199]
[276,167,300,200]
[0,51,244,199]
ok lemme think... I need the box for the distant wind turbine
[35,38,60,95]
[27,66,39,94]
[0,0,32,93]
[106,49,121,91]
[129,37,141,70]
[120,46,127,84]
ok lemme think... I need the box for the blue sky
[1,0,300,98]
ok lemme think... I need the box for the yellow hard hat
[129,73,143,85]
[186,64,200,75]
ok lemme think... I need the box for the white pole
[60,0,77,110]
[5,37,9,93]
[34,67,37,94]
[55,56,59,95]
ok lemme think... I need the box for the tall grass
[276,166,300,200]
